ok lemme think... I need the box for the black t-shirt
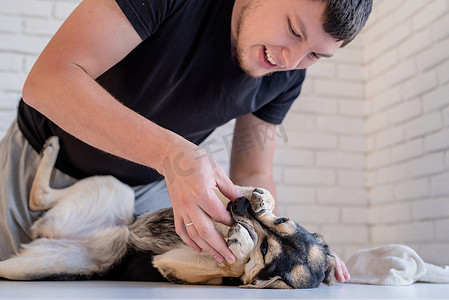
[18,0,306,186]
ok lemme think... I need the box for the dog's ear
[312,232,325,244]
[312,233,335,286]
[240,276,292,289]
[322,252,336,285]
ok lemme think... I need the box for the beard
[232,38,270,79]
[230,2,269,79]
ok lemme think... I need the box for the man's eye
[310,52,320,60]
[260,238,268,257]
[288,19,301,38]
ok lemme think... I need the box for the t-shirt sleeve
[115,0,182,40]
[252,69,306,125]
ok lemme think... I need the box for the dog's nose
[228,196,249,216]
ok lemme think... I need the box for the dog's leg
[0,226,129,280]
[235,186,255,201]
[28,136,134,239]
[248,187,275,216]
[0,239,96,280]
[153,223,253,284]
[2,136,135,280]
[29,136,65,211]
[237,187,275,217]
[153,247,224,284]
[153,247,247,285]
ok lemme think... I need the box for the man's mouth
[264,47,277,66]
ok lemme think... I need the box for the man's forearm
[23,63,183,177]
[21,0,188,177]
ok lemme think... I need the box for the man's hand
[332,251,350,282]
[163,143,242,264]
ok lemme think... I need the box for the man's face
[231,0,343,78]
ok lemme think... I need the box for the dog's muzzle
[227,196,250,217]
[227,196,258,242]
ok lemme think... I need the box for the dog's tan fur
[0,137,335,288]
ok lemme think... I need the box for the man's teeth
[265,49,277,66]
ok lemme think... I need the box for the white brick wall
[274,32,368,260]
[364,0,449,265]
[1,0,449,265]
[0,0,80,137]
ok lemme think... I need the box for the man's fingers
[188,208,236,264]
[199,187,234,226]
[332,252,349,283]
[206,198,233,226]
[215,169,243,202]
[185,222,224,263]
[174,216,201,253]
[341,258,350,280]
[334,256,344,282]
[174,208,236,264]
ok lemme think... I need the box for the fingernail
[338,271,344,281]
[226,256,235,264]
[213,255,224,263]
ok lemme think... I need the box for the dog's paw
[41,136,60,156]
[250,188,275,216]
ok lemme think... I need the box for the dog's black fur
[0,137,335,289]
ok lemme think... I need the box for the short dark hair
[320,0,373,47]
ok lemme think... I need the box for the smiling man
[231,0,344,77]
[0,0,372,283]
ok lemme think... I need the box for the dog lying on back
[0,137,335,288]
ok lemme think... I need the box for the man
[0,0,372,282]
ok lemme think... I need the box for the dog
[0,136,335,289]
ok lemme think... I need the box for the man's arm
[230,114,278,207]
[230,114,350,282]
[22,0,239,264]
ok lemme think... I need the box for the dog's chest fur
[0,136,335,289]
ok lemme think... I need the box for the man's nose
[282,46,308,70]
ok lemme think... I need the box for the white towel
[345,244,449,285]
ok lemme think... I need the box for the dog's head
[227,191,335,289]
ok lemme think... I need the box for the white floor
[0,281,448,300]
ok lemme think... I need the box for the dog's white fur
[0,137,272,284]
[0,137,135,278]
